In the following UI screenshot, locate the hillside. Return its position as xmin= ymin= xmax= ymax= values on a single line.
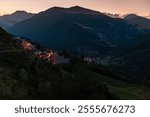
xmin=0 ymin=27 xmax=115 ymax=99
xmin=8 ymin=6 xmax=144 ymax=57
xmin=0 ymin=11 xmax=35 ymax=30
xmin=1 ymin=27 xmax=150 ymax=99
xmin=124 ymin=14 xmax=150 ymax=29
xmin=109 ymin=32 xmax=150 ymax=79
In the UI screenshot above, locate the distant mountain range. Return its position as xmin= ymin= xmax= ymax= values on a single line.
xmin=103 ymin=12 xmax=120 ymax=18
xmin=8 ymin=6 xmax=147 ymax=56
xmin=1 ymin=5 xmax=150 ymax=99
xmin=0 ymin=11 xmax=35 ymax=29
xmin=123 ymin=14 xmax=150 ymax=29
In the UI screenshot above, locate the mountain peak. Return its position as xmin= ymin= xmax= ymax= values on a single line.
xmin=123 ymin=13 xmax=150 ymax=20
xmin=123 ymin=14 xmax=138 ymax=19
xmin=67 ymin=6 xmax=103 ymax=15
xmin=50 ymin=6 xmax=64 ymax=9
xmin=12 ymin=10 xmax=35 ymax=16
xmin=13 ymin=10 xmax=28 ymax=14
xmin=44 ymin=6 xmax=103 ymax=16
xmin=49 ymin=6 xmax=85 ymax=11
xmin=0 ymin=10 xmax=35 ymax=29
xmin=69 ymin=6 xmax=93 ymax=12
xmin=69 ymin=6 xmax=84 ymax=9
xmin=123 ymin=13 xmax=150 ymax=29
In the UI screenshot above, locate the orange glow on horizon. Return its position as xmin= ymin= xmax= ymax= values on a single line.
xmin=0 ymin=0 xmax=149 ymax=16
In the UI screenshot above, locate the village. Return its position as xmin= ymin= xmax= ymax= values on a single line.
xmin=21 ymin=39 xmax=105 ymax=65
xmin=0 ymin=35 xmax=104 ymax=65
xmin=21 ymin=39 xmax=70 ymax=65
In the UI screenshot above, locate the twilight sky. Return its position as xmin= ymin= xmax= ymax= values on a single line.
xmin=0 ymin=0 xmax=149 ymax=16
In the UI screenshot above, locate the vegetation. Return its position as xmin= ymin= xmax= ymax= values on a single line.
xmin=0 ymin=49 xmax=150 ymax=99
xmin=0 ymin=50 xmax=112 ymax=99
xmin=0 ymin=27 xmax=150 ymax=100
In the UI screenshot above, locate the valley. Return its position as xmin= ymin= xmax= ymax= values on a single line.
xmin=0 ymin=6 xmax=150 ymax=100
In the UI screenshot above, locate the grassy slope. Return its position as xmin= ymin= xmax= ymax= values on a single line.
xmin=0 ymin=28 xmax=150 ymax=100
xmin=0 ymin=46 xmax=150 ymax=99
xmin=68 ymin=63 xmax=150 ymax=100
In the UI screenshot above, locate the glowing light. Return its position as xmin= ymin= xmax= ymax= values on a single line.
xmin=0 ymin=0 xmax=149 ymax=16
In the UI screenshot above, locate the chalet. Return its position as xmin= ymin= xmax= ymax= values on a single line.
xmin=38 ymin=52 xmax=47 ymax=59
xmin=38 ymin=50 xmax=56 ymax=64
xmin=22 ymin=40 xmax=35 ymax=51
xmin=20 ymin=39 xmax=69 ymax=65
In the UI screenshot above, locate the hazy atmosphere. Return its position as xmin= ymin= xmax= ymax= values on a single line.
xmin=0 ymin=0 xmax=149 ymax=16
xmin=1 ymin=0 xmax=150 ymax=100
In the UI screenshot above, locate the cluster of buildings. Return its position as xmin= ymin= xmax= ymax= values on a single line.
xmin=21 ymin=40 xmax=105 ymax=65
xmin=37 ymin=50 xmax=56 ymax=64
xmin=21 ymin=40 xmax=69 ymax=65
xmin=84 ymin=57 xmax=101 ymax=64
xmin=22 ymin=40 xmax=36 ymax=51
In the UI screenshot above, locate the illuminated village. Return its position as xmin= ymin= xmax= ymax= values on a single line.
xmin=21 ymin=40 xmax=70 ymax=65
xmin=20 ymin=39 xmax=102 ymax=65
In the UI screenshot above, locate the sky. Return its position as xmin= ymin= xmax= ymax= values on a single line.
xmin=0 ymin=0 xmax=150 ymax=16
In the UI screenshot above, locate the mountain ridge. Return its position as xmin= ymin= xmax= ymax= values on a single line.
xmin=124 ymin=14 xmax=150 ymax=29
xmin=0 ymin=11 xmax=35 ymax=29
xmin=8 ymin=6 xmax=144 ymax=57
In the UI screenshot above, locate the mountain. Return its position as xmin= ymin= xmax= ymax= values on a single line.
xmin=0 ymin=11 xmax=35 ymax=29
xmin=0 ymin=27 xmax=21 ymax=51
xmin=1 ymin=27 xmax=146 ymax=100
xmin=111 ymin=49 xmax=150 ymax=80
xmin=145 ymin=14 xmax=150 ymax=19
xmin=1 ymin=27 xmax=150 ymax=99
xmin=110 ymin=32 xmax=150 ymax=80
xmin=124 ymin=14 xmax=150 ymax=29
xmin=103 ymin=12 xmax=120 ymax=18
xmin=8 ymin=6 xmax=144 ymax=56
xmin=0 ymin=27 xmax=111 ymax=99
